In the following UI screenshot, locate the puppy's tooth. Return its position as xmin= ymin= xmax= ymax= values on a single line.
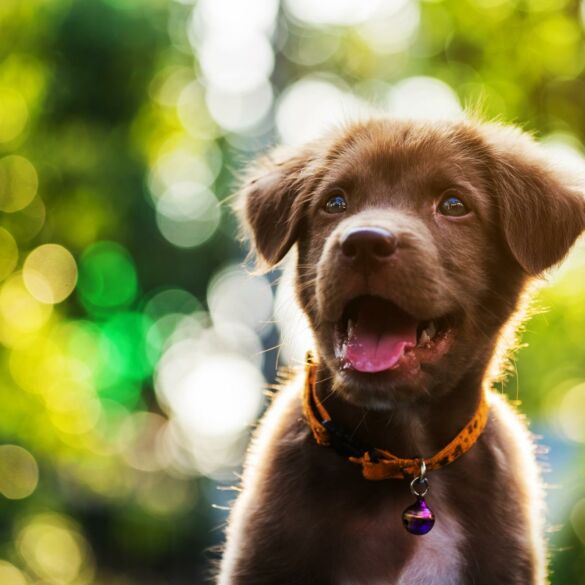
xmin=419 ymin=330 xmax=431 ymax=346
xmin=347 ymin=318 xmax=355 ymax=339
xmin=427 ymin=321 xmax=437 ymax=339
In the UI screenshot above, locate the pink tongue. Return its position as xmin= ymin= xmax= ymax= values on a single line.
xmin=343 ymin=298 xmax=417 ymax=373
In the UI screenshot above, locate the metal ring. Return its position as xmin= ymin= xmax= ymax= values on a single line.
xmin=410 ymin=476 xmax=429 ymax=497
xmin=419 ymin=459 xmax=427 ymax=479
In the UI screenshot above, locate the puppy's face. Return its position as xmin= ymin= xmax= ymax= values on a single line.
xmin=239 ymin=119 xmax=585 ymax=408
xmin=296 ymin=129 xmax=500 ymax=407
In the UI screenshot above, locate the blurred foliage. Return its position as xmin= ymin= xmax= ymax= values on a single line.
xmin=0 ymin=0 xmax=585 ymax=583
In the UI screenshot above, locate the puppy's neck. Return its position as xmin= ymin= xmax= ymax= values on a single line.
xmin=314 ymin=364 xmax=486 ymax=459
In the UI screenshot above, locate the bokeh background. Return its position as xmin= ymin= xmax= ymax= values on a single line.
xmin=1 ymin=0 xmax=585 ymax=583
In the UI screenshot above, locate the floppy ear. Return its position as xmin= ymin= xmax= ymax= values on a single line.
xmin=484 ymin=125 xmax=585 ymax=275
xmin=235 ymin=146 xmax=315 ymax=270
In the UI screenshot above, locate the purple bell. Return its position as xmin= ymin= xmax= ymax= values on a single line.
xmin=402 ymin=496 xmax=435 ymax=535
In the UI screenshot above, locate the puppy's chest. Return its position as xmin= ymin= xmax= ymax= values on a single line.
xmin=395 ymin=511 xmax=464 ymax=585
xmin=335 ymin=493 xmax=464 ymax=585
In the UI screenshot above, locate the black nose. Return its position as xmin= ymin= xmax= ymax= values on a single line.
xmin=341 ymin=227 xmax=397 ymax=264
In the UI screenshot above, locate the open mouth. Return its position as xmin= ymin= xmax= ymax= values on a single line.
xmin=334 ymin=295 xmax=452 ymax=374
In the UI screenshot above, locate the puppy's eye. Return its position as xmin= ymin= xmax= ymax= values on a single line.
xmin=438 ymin=195 xmax=469 ymax=217
xmin=324 ymin=193 xmax=347 ymax=214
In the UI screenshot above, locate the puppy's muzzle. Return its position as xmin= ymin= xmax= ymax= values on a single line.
xmin=340 ymin=226 xmax=397 ymax=273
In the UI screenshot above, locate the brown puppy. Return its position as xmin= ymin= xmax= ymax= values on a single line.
xmin=217 ymin=118 xmax=585 ymax=585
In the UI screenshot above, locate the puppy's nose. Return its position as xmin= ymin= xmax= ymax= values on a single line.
xmin=340 ymin=227 xmax=397 ymax=263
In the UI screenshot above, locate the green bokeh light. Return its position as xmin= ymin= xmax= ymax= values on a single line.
xmin=96 ymin=312 xmax=153 ymax=408
xmin=100 ymin=311 xmax=153 ymax=381
xmin=97 ymin=379 xmax=143 ymax=410
xmin=77 ymin=241 xmax=138 ymax=314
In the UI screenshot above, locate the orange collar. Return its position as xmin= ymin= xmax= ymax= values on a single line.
xmin=303 ymin=353 xmax=490 ymax=480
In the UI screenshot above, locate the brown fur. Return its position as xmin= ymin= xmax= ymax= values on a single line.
xmin=219 ymin=117 xmax=585 ymax=585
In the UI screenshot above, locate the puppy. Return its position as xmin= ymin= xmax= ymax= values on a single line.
xmin=217 ymin=118 xmax=585 ymax=585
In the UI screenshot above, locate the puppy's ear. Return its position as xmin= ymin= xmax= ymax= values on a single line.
xmin=235 ymin=146 xmax=315 ymax=270
xmin=484 ymin=125 xmax=585 ymax=275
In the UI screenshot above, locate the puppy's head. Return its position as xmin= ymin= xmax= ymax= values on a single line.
xmin=237 ymin=119 xmax=585 ymax=408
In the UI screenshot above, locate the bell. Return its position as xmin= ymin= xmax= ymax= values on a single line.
xmin=402 ymin=496 xmax=435 ymax=535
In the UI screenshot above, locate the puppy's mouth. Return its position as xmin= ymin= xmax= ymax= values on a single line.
xmin=334 ymin=295 xmax=452 ymax=374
